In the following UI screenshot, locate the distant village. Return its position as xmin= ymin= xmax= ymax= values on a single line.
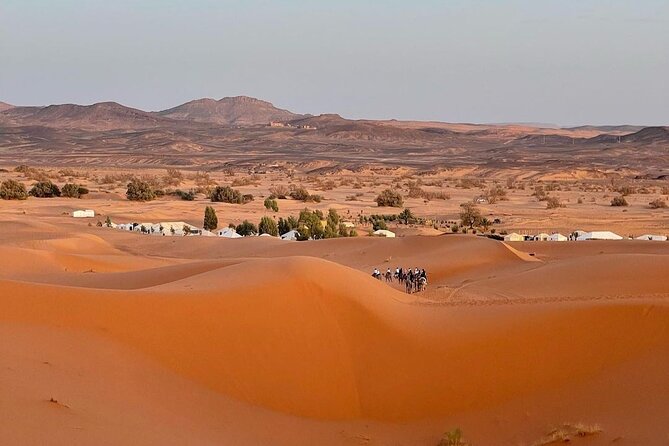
xmin=73 ymin=209 xmax=667 ymax=242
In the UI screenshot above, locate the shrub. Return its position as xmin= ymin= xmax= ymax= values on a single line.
xmin=459 ymin=202 xmax=482 ymax=228
xmin=372 ymin=218 xmax=388 ymax=231
xmin=269 ymin=185 xmax=289 ymax=199
xmin=484 ymin=185 xmax=508 ymax=204
xmin=0 ymin=179 xmax=28 ymax=200
xmin=649 ymin=198 xmax=667 ymax=209
xmin=61 ymin=183 xmax=88 ymax=198
xmin=236 ymin=220 xmax=257 ymax=236
xmin=258 ymin=216 xmax=279 ymax=236
xmin=289 ymin=186 xmax=310 ymax=201
xmin=375 ymin=189 xmax=404 ymax=207
xmin=210 ymin=185 xmax=242 ymax=204
xmin=126 ymin=179 xmax=155 ymax=201
xmin=611 ymin=196 xmax=628 ymax=207
xmin=438 ymin=428 xmax=466 ymax=446
xmin=546 ymin=196 xmax=564 ymax=209
xmin=203 ymin=206 xmax=218 ymax=231
xmin=29 ymin=181 xmax=61 ymax=198
xmin=264 ymin=197 xmax=279 ymax=212
xmin=175 ymin=189 xmax=196 ymax=201
xmin=241 ymin=193 xmax=254 ymax=204
xmin=163 ymin=168 xmax=184 ymax=187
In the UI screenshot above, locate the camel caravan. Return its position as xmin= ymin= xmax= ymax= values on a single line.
xmin=373 ymin=267 xmax=428 ymax=294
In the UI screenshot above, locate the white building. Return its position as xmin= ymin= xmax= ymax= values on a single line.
xmin=503 ymin=232 xmax=525 ymax=242
xmin=549 ymin=233 xmax=568 ymax=242
xmin=280 ymin=230 xmax=300 ymax=241
xmin=372 ymin=229 xmax=396 ymax=238
xmin=577 ymin=231 xmax=623 ymax=241
xmin=72 ymin=209 xmax=95 ymax=218
xmin=635 ymin=234 xmax=667 ymax=241
xmin=218 ymin=228 xmax=242 ymax=238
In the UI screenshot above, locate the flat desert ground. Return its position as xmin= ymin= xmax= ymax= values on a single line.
xmin=1 ymin=166 xmax=669 ymax=445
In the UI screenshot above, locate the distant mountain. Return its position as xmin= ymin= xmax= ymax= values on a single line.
xmin=156 ymin=96 xmax=302 ymax=126
xmin=0 ymin=101 xmax=14 ymax=112
xmin=0 ymin=102 xmax=168 ymax=130
xmin=565 ymin=125 xmax=645 ymax=134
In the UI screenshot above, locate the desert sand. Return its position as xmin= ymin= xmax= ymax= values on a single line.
xmin=1 ymin=196 xmax=668 ymax=445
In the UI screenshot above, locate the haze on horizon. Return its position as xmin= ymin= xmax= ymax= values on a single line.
xmin=1 ymin=0 xmax=668 ymax=126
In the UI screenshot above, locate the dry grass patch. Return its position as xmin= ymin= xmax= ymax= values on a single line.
xmin=532 ymin=423 xmax=602 ymax=446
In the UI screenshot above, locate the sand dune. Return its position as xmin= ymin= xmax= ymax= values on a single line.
xmin=1 ymin=227 xmax=668 ymax=445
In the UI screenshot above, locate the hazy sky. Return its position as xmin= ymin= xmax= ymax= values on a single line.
xmin=1 ymin=0 xmax=667 ymax=125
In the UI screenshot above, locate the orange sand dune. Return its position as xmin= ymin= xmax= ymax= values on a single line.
xmin=1 ymin=231 xmax=669 ymax=445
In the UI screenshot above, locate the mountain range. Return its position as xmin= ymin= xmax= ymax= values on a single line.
xmin=0 ymin=96 xmax=666 ymax=174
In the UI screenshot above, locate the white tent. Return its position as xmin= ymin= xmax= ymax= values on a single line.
xmin=372 ymin=229 xmax=396 ymax=238
xmin=72 ymin=209 xmax=95 ymax=218
xmin=280 ymin=230 xmax=300 ymax=241
xmin=534 ymin=233 xmax=550 ymax=241
xmin=635 ymin=234 xmax=667 ymax=241
xmin=503 ymin=233 xmax=524 ymax=242
xmin=218 ymin=228 xmax=242 ymax=238
xmin=577 ymin=231 xmax=623 ymax=241
xmin=549 ymin=233 xmax=568 ymax=242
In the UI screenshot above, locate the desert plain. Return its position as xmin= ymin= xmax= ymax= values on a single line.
xmin=1 ymin=97 xmax=668 ymax=445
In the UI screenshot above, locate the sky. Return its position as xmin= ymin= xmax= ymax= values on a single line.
xmin=1 ymin=0 xmax=667 ymax=126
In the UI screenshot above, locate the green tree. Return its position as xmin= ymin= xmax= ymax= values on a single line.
xmin=126 ymin=179 xmax=155 ymax=201
xmin=278 ymin=215 xmax=298 ymax=235
xmin=297 ymin=208 xmax=325 ymax=240
xmin=264 ymin=197 xmax=279 ymax=212
xmin=236 ymin=220 xmax=258 ymax=236
xmin=459 ymin=202 xmax=482 ymax=228
xmin=398 ymin=208 xmax=416 ymax=225
xmin=375 ymin=189 xmax=403 ymax=207
xmin=258 ymin=216 xmax=279 ymax=236
xmin=0 ymin=179 xmax=28 ymax=200
xmin=203 ymin=206 xmax=218 ymax=231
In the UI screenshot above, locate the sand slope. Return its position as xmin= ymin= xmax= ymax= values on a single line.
xmin=1 ymin=231 xmax=669 ymax=445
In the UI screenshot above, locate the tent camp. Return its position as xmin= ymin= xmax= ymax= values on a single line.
xmin=373 ymin=229 xmax=396 ymax=238
xmin=218 ymin=228 xmax=242 ymax=238
xmin=635 ymin=234 xmax=667 ymax=241
xmin=549 ymin=233 xmax=568 ymax=242
xmin=280 ymin=230 xmax=300 ymax=241
xmin=577 ymin=231 xmax=623 ymax=241
xmin=72 ymin=209 xmax=95 ymax=218
xmin=503 ymin=233 xmax=524 ymax=242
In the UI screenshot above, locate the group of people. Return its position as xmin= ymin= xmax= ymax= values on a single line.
xmin=372 ymin=266 xmax=428 ymax=294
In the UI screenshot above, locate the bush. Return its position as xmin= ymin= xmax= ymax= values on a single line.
xmin=175 ymin=189 xmax=195 ymax=201
xmin=203 ymin=206 xmax=218 ymax=231
xmin=163 ymin=168 xmax=184 ymax=187
xmin=545 ymin=196 xmax=564 ymax=209
xmin=269 ymin=185 xmax=289 ymax=199
xmin=372 ymin=218 xmax=388 ymax=231
xmin=264 ymin=197 xmax=279 ymax=212
xmin=438 ymin=428 xmax=466 ymax=446
xmin=126 ymin=179 xmax=155 ymax=201
xmin=0 ymin=179 xmax=28 ymax=200
xmin=649 ymin=198 xmax=667 ymax=209
xmin=236 ymin=220 xmax=257 ymax=236
xmin=484 ymin=185 xmax=508 ymax=204
xmin=611 ymin=196 xmax=628 ymax=207
xmin=29 ymin=181 xmax=61 ymax=198
xmin=258 ymin=216 xmax=279 ymax=236
xmin=210 ymin=185 xmax=242 ymax=204
xmin=375 ymin=189 xmax=404 ymax=207
xmin=61 ymin=183 xmax=88 ymax=198
xmin=398 ymin=208 xmax=417 ymax=225
xmin=289 ymin=186 xmax=310 ymax=201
